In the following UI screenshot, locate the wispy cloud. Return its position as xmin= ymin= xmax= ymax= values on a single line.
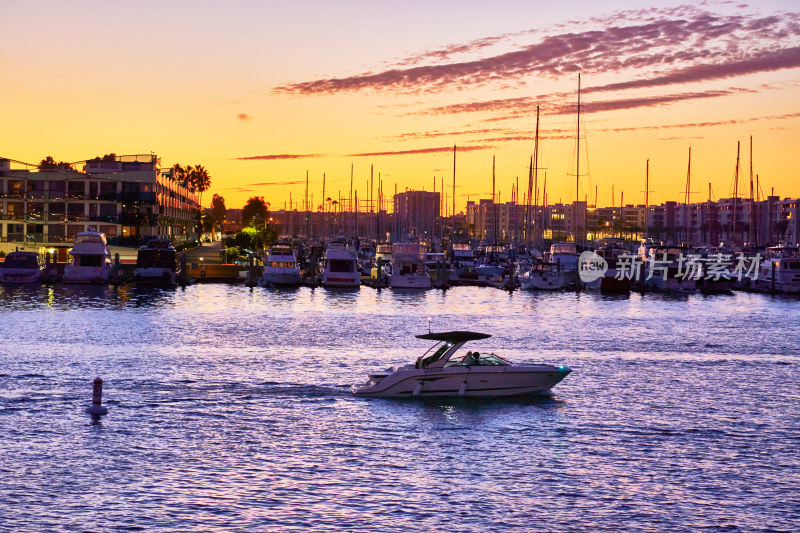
xmin=237 ymin=113 xmax=253 ymax=121
xmin=274 ymin=7 xmax=800 ymax=96
xmin=236 ymin=154 xmax=325 ymax=161
xmin=347 ymin=145 xmax=491 ymax=157
xmin=247 ymin=180 xmax=306 ymax=186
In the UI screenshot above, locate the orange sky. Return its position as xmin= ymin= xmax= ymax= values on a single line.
xmin=2 ymin=1 xmax=799 ymax=212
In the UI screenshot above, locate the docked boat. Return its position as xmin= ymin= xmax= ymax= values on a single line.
xmin=425 ymin=252 xmax=451 ymax=285
xmin=637 ymin=244 xmax=698 ymax=293
xmin=389 ymin=243 xmax=431 ymax=289
xmin=322 ymin=241 xmax=361 ymax=288
xmin=752 ymin=244 xmax=800 ymax=294
xmin=370 ymin=244 xmax=393 ymax=281
xmin=519 ymin=260 xmax=565 ymax=290
xmin=582 ymin=239 xmax=632 ymax=293
xmin=352 ymin=331 xmax=572 ymax=398
xmin=450 ymin=242 xmax=477 ymax=282
xmin=259 ymin=245 xmax=301 ymax=287
xmin=0 ymin=250 xmax=43 ymax=283
xmin=134 ymin=238 xmax=179 ymax=286
xmin=63 ymin=230 xmax=112 ymax=284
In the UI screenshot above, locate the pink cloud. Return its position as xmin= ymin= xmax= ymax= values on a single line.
xmin=236 ymin=154 xmax=325 ymax=160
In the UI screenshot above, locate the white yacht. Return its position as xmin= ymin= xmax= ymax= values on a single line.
xmin=352 ymin=331 xmax=572 ymax=398
xmin=0 ymin=250 xmax=43 ymax=283
xmin=259 ymin=245 xmax=301 ymax=287
xmin=450 ymin=242 xmax=476 ymax=281
xmin=582 ymin=239 xmax=632 ymax=293
xmin=389 ymin=243 xmax=431 ymax=289
xmin=134 ymin=238 xmax=179 ymax=286
xmin=753 ymin=245 xmax=800 ymax=294
xmin=63 ymin=230 xmax=112 ymax=284
xmin=322 ymin=241 xmax=361 ymax=288
xmin=638 ymin=244 xmax=698 ymax=293
xmin=548 ymin=242 xmax=580 ymax=271
xmin=519 ymin=261 xmax=565 ymax=290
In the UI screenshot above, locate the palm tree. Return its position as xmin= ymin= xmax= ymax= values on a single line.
xmin=190 ymin=165 xmax=211 ymax=207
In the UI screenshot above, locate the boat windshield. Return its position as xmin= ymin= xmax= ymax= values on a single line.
xmin=1 ymin=254 xmax=39 ymax=269
xmin=445 ymin=352 xmax=510 ymax=367
xmin=419 ymin=342 xmax=452 ymax=368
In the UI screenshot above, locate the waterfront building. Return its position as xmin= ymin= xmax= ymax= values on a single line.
xmin=0 ymin=155 xmax=199 ymax=255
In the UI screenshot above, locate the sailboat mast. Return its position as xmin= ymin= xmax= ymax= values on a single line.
xmin=575 ymin=73 xmax=581 ymax=244
xmin=452 ymin=145 xmax=456 ymax=238
xmin=750 ymin=136 xmax=755 ymax=247
xmin=645 ymin=159 xmax=649 ymax=239
xmin=533 ymin=106 xmax=540 ymax=247
xmin=685 ymin=147 xmax=691 ymax=245
xmin=733 ymin=141 xmax=740 ymax=244
xmin=492 ymin=155 xmax=497 ymax=244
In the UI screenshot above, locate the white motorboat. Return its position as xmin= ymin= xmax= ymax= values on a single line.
xmin=134 ymin=238 xmax=179 ymax=286
xmin=0 ymin=250 xmax=43 ymax=283
xmin=547 ymin=242 xmax=580 ymax=271
xmin=582 ymin=239 xmax=632 ymax=293
xmin=389 ymin=243 xmax=431 ymax=289
xmin=352 ymin=331 xmax=571 ymax=398
xmin=450 ymin=242 xmax=476 ymax=281
xmin=322 ymin=241 xmax=361 ymax=288
xmin=753 ymin=244 xmax=800 ymax=294
xmin=63 ymin=230 xmax=112 ymax=284
xmin=259 ymin=245 xmax=301 ymax=287
xmin=519 ymin=261 xmax=565 ymax=290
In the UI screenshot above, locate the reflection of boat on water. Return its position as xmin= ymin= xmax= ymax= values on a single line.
xmin=134 ymin=239 xmax=179 ymax=286
xmin=322 ymin=241 xmax=361 ymax=288
xmin=0 ymin=251 xmax=43 ymax=283
xmin=352 ymin=331 xmax=571 ymax=398
xmin=259 ymin=245 xmax=301 ymax=287
xmin=389 ymin=243 xmax=431 ymax=289
xmin=63 ymin=230 xmax=111 ymax=284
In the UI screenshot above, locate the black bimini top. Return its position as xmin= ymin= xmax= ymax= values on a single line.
xmin=415 ymin=331 xmax=491 ymax=343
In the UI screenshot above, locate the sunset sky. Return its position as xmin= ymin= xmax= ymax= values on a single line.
xmin=3 ymin=0 xmax=799 ymax=212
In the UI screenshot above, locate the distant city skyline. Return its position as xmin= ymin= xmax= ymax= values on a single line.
xmin=4 ymin=1 xmax=799 ymax=210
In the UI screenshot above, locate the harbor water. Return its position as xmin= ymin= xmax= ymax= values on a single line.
xmin=1 ymin=285 xmax=798 ymax=531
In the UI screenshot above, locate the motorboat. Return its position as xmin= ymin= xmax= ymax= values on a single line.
xmin=370 ymin=243 xmax=393 ymax=281
xmin=450 ymin=242 xmax=477 ymax=282
xmin=425 ymin=252 xmax=451 ymax=285
xmin=134 ymin=238 xmax=179 ymax=286
xmin=322 ymin=241 xmax=361 ymax=288
xmin=63 ymin=230 xmax=112 ymax=284
xmin=0 ymin=250 xmax=43 ymax=283
xmin=547 ymin=242 xmax=580 ymax=271
xmin=519 ymin=260 xmax=565 ymax=290
xmin=637 ymin=244 xmax=698 ymax=293
xmin=582 ymin=239 xmax=632 ymax=293
xmin=752 ymin=244 xmax=800 ymax=294
xmin=352 ymin=331 xmax=571 ymax=398
xmin=389 ymin=243 xmax=431 ymax=289
xmin=259 ymin=245 xmax=301 ymax=287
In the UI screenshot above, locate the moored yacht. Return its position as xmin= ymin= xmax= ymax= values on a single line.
xmin=0 ymin=250 xmax=43 ymax=283
xmin=322 ymin=241 xmax=361 ymax=288
xmin=352 ymin=331 xmax=571 ymax=398
xmin=134 ymin=238 xmax=179 ymax=286
xmin=371 ymin=244 xmax=393 ymax=281
xmin=519 ymin=260 xmax=565 ymax=290
xmin=753 ymin=244 xmax=800 ymax=294
xmin=389 ymin=243 xmax=431 ymax=289
xmin=63 ymin=230 xmax=112 ymax=284
xmin=582 ymin=239 xmax=631 ymax=293
xmin=450 ymin=242 xmax=477 ymax=282
xmin=259 ymin=245 xmax=301 ymax=287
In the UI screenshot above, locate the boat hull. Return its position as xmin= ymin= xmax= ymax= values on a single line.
xmin=0 ymin=270 xmax=42 ymax=283
xmin=63 ymin=266 xmax=110 ymax=284
xmin=259 ymin=271 xmax=302 ymax=287
xmin=353 ymin=365 xmax=571 ymax=398
xmin=389 ymin=274 xmax=432 ymax=289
